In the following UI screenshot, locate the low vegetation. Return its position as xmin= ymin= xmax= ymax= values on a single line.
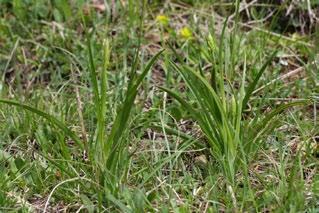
xmin=0 ymin=0 xmax=318 ymax=212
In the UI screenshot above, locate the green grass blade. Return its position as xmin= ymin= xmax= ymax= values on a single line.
xmin=106 ymin=192 xmax=132 ymax=212
xmin=242 ymin=50 xmax=277 ymax=109
xmin=245 ymin=100 xmax=308 ymax=153
xmin=158 ymin=85 xmax=223 ymax=158
xmin=158 ymin=86 xmax=199 ymax=117
xmin=130 ymin=50 xmax=165 ymax=92
xmin=150 ymin=124 xmax=205 ymax=149
xmin=0 ymin=99 xmax=83 ymax=150
xmin=105 ymin=50 xmax=164 ymax=168
xmin=96 ymin=39 xmax=111 ymax=161
xmin=255 ymin=100 xmax=308 ymax=132
xmin=87 ymin=36 xmax=100 ymax=107
xmin=127 ymin=48 xmax=140 ymax=91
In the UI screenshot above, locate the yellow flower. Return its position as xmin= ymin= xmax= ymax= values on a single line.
xmin=180 ymin=27 xmax=192 ymax=39
xmin=156 ymin=15 xmax=169 ymax=26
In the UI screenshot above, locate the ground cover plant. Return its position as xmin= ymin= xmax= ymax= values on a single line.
xmin=0 ymin=0 xmax=318 ymax=212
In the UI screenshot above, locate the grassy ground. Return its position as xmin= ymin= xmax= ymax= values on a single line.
xmin=0 ymin=0 xmax=318 ymax=212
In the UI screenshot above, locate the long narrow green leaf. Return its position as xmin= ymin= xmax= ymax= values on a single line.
xmin=105 ymin=50 xmax=164 ymax=168
xmin=108 ymin=50 xmax=164 ymax=145
xmin=169 ymin=61 xmax=226 ymax=124
xmin=149 ymin=124 xmax=205 ymax=149
xmin=242 ymin=50 xmax=277 ymax=109
xmin=87 ymin=36 xmax=100 ymax=107
xmin=106 ymin=192 xmax=132 ymax=212
xmin=158 ymin=86 xmax=223 ymax=157
xmin=158 ymin=86 xmax=199 ymax=117
xmin=255 ymin=100 xmax=308 ymax=133
xmin=96 ymin=39 xmax=111 ymax=161
xmin=0 ymin=99 xmax=83 ymax=150
xmin=246 ymin=100 xmax=308 ymax=154
xmin=131 ymin=50 xmax=165 ymax=93
xmin=138 ymin=138 xmax=195 ymax=186
xmin=127 ymin=48 xmax=141 ymax=91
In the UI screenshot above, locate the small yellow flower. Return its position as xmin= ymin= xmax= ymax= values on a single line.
xmin=156 ymin=15 xmax=169 ymax=26
xmin=179 ymin=27 xmax=192 ymax=39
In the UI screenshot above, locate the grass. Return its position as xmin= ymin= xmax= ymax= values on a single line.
xmin=0 ymin=0 xmax=318 ymax=212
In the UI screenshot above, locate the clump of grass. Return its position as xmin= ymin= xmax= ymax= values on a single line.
xmin=1 ymin=0 xmax=318 ymax=211
xmin=159 ymin=22 xmax=308 ymax=188
xmin=0 ymin=37 xmax=163 ymax=210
